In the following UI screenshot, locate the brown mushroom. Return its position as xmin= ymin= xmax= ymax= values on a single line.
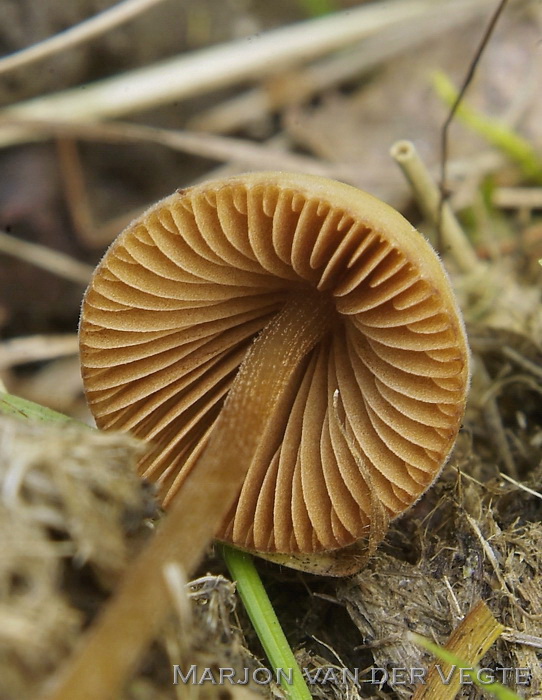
xmin=79 ymin=171 xmax=469 ymax=572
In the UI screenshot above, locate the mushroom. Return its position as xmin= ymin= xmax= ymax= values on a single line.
xmin=79 ymin=172 xmax=469 ymax=574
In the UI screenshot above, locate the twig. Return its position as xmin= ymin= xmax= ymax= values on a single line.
xmin=3 ymin=118 xmax=361 ymax=184
xmin=0 ymin=0 xmax=476 ymax=148
xmin=0 ymin=0 xmax=169 ymax=75
xmin=492 ymin=187 xmax=542 ymax=210
xmin=477 ymin=357 xmax=518 ymax=478
xmin=58 ymin=132 xmax=301 ymax=249
xmin=55 ymin=138 xmax=142 ymax=248
xmin=442 ymin=576 xmax=462 ymax=621
xmin=500 ymin=473 xmax=542 ymax=500
xmin=501 ymin=345 xmax=542 ymax=382
xmin=56 ymin=139 xmax=94 ymax=244
xmin=60 ymin=151 xmax=144 ymax=248
xmin=390 ymin=140 xmax=482 ymax=274
xmin=464 ymin=513 xmax=513 ymax=598
xmin=0 ymin=334 xmax=79 ymax=370
xmin=438 ymin=0 xmax=510 ymax=247
xmin=190 ymin=134 xmax=294 ymax=184
xmin=0 ymin=229 xmax=93 ymax=284
xmin=501 ymin=629 xmax=542 ymax=650
xmin=435 ymin=71 xmax=542 ymax=184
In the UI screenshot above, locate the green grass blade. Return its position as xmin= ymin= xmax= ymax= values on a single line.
xmin=0 ymin=391 xmax=80 ymax=424
xmin=297 ymin=0 xmax=337 ymax=17
xmin=433 ymin=70 xmax=542 ymax=184
xmin=220 ymin=545 xmax=312 ymax=700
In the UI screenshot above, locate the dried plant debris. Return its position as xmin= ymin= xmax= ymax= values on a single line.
xmin=465 ymin=323 xmax=542 ymax=480
xmin=0 ymin=416 xmax=261 ymax=700
xmin=452 ymin=261 xmax=542 ymax=343
xmin=158 ymin=573 xmax=270 ymax=700
xmin=0 ymin=416 xmax=146 ymax=698
xmin=336 ymin=463 xmax=542 ymax=699
xmin=0 ymin=505 xmax=81 ymax=700
xmin=0 ymin=415 xmax=151 ymax=581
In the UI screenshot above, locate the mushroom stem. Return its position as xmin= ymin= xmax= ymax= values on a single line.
xmin=390 ymin=139 xmax=482 ymax=275
xmin=197 ymin=290 xmax=332 ymax=494
xmin=45 ymin=293 xmax=330 ymax=700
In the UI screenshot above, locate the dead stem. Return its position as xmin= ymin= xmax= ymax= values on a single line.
xmin=0 ymin=0 xmax=168 ymax=75
xmin=500 ymin=473 xmax=542 ymax=500
xmin=191 ymin=0 xmax=493 ymax=134
xmin=477 ymin=357 xmax=518 ymax=478
xmin=0 ymin=334 xmax=79 ymax=370
xmin=390 ymin=140 xmax=482 ymax=275
xmin=11 ymin=118 xmax=360 ymax=184
xmin=0 ymin=230 xmax=93 ymax=284
xmin=492 ymin=186 xmax=542 ymax=211
xmin=411 ymin=600 xmax=504 ymax=700
xmin=501 ymin=629 xmax=542 ymax=650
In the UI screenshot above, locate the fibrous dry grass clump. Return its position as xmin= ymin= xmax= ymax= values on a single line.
xmin=0 ymin=415 xmax=148 ymax=579
xmin=0 ymin=415 xmax=266 ymax=700
xmin=0 ymin=506 xmax=80 ymax=700
xmin=0 ymin=416 xmax=147 ymax=698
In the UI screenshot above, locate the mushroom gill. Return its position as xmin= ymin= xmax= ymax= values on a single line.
xmin=79 ymin=172 xmax=469 ymax=557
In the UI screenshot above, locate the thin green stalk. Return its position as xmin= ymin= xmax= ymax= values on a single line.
xmin=297 ymin=0 xmax=337 ymax=17
xmin=433 ymin=70 xmax=542 ymax=184
xmin=220 ymin=545 xmax=312 ymax=700
xmin=0 ymin=391 xmax=78 ymax=424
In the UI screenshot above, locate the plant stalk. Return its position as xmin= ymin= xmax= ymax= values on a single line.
xmin=390 ymin=139 xmax=482 ymax=275
xmin=221 ymin=545 xmax=313 ymax=700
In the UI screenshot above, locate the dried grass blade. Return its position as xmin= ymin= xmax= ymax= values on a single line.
xmin=411 ymin=600 xmax=506 ymax=700
xmin=0 ymin=0 xmax=169 ymax=75
xmin=0 ymin=0 xmax=467 ymax=148
xmin=0 ymin=334 xmax=79 ymax=370
xmin=0 ymin=229 xmax=93 ymax=284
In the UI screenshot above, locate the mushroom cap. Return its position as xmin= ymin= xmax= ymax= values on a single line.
xmin=79 ymin=172 xmax=469 ymax=555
